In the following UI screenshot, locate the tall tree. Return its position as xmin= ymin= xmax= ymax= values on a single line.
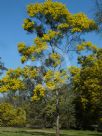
xmin=0 ymin=0 xmax=97 ymax=135
xmin=18 ymin=1 xmax=96 ymax=135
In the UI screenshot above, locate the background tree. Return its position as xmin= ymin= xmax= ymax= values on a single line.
xmin=94 ymin=0 xmax=102 ymax=32
xmin=69 ymin=43 xmax=102 ymax=130
xmin=0 ymin=57 xmax=7 ymax=76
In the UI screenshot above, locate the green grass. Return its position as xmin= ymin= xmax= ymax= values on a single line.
xmin=0 ymin=127 xmax=101 ymax=136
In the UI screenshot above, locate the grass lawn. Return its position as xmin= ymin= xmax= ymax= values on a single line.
xmin=0 ymin=127 xmax=102 ymax=136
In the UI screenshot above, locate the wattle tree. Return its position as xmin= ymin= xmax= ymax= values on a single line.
xmin=0 ymin=0 xmax=97 ymax=135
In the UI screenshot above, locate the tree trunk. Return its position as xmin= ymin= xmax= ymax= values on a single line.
xmin=56 ymin=90 xmax=60 ymax=136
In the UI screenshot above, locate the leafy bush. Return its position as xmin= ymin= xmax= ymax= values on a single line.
xmin=0 ymin=103 xmax=26 ymax=127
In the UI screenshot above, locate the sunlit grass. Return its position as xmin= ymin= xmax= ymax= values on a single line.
xmin=0 ymin=127 xmax=102 ymax=136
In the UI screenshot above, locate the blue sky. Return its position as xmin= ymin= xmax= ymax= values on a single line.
xmin=0 ymin=0 xmax=101 ymax=69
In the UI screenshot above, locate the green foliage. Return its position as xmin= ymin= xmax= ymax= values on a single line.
xmin=0 ymin=103 xmax=26 ymax=127
xmin=69 ymin=46 xmax=102 ymax=129
xmin=23 ymin=86 xmax=76 ymax=129
xmin=60 ymin=87 xmax=76 ymax=129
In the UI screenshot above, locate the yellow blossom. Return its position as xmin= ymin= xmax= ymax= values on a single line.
xmin=32 ymin=84 xmax=45 ymax=101
xmin=34 ymin=37 xmax=48 ymax=53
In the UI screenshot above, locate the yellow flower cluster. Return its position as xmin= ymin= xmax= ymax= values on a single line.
xmin=32 ymin=84 xmax=45 ymax=101
xmin=0 ymin=68 xmax=26 ymax=92
xmin=0 ymin=85 xmax=8 ymax=92
xmin=20 ymin=45 xmax=36 ymax=63
xmin=34 ymin=37 xmax=48 ymax=53
xmin=50 ymin=53 xmax=60 ymax=60
xmin=57 ymin=23 xmax=69 ymax=31
xmin=71 ymin=13 xmax=97 ymax=33
xmin=44 ymin=70 xmax=53 ymax=81
xmin=69 ymin=66 xmax=80 ymax=76
xmin=9 ymin=79 xmax=25 ymax=91
xmin=22 ymin=18 xmax=34 ymax=31
xmin=44 ymin=70 xmax=68 ymax=90
xmin=27 ymin=1 xmax=71 ymax=22
xmin=46 ymin=81 xmax=55 ymax=90
xmin=0 ymin=77 xmax=25 ymax=92
xmin=18 ymin=42 xmax=26 ymax=53
xmin=50 ymin=53 xmax=61 ymax=67
xmin=6 ymin=68 xmax=22 ymax=78
xmin=22 ymin=66 xmax=38 ymax=79
xmin=43 ymin=1 xmax=70 ymax=21
xmin=18 ymin=39 xmax=48 ymax=63
xmin=54 ymin=71 xmax=66 ymax=84
xmin=18 ymin=43 xmax=36 ymax=63
xmin=26 ymin=1 xmax=97 ymax=33
xmin=27 ymin=3 xmax=43 ymax=17
xmin=21 ymin=56 xmax=27 ymax=63
xmin=77 ymin=42 xmax=97 ymax=52
xmin=0 ymin=66 xmax=42 ymax=93
xmin=42 ymin=30 xmax=60 ymax=41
